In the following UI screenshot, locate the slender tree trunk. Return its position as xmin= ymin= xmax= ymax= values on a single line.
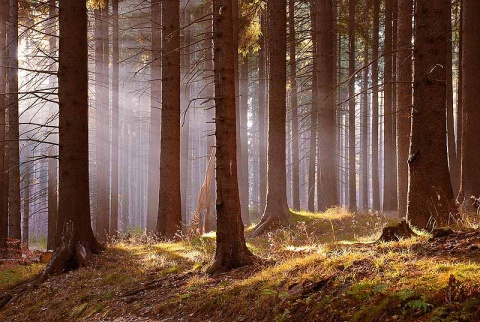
xmin=396 ymin=0 xmax=413 ymax=218
xmin=110 ymin=0 xmax=119 ymax=235
xmin=147 ymin=0 xmax=161 ymax=233
xmin=253 ymin=0 xmax=290 ymax=235
xmin=0 ymin=0 xmax=8 ymax=256
xmin=94 ymin=5 xmax=110 ymax=242
xmin=371 ymin=0 xmax=380 ymax=211
xmin=407 ymin=0 xmax=457 ymax=230
xmin=308 ymin=0 xmax=318 ymax=212
xmin=258 ymin=12 xmax=267 ymax=216
xmin=383 ymin=0 xmax=397 ymax=213
xmin=7 ymin=0 xmax=21 ymax=242
xmin=360 ymin=36 xmax=368 ymax=211
xmin=348 ymin=0 xmax=357 ymax=213
xmin=207 ymin=0 xmax=254 ymax=274
xmin=22 ymin=153 xmax=30 ymax=245
xmin=239 ymin=55 xmax=249 ymax=224
xmin=458 ymin=0 xmax=480 ymax=211
xmin=316 ymin=0 xmax=338 ymax=211
xmin=157 ymin=0 xmax=181 ymax=238
xmin=288 ymin=0 xmax=300 ymax=211
xmin=456 ymin=0 xmax=463 ymax=191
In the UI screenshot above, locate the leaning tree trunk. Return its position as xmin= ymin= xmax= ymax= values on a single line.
xmin=157 ymin=0 xmax=182 ymax=238
xmin=252 ymin=0 xmax=291 ymax=236
xmin=396 ymin=0 xmax=413 ymax=218
xmin=407 ymin=0 xmax=458 ymax=230
xmin=207 ymin=0 xmax=255 ymax=274
xmin=458 ymin=0 xmax=480 ymax=212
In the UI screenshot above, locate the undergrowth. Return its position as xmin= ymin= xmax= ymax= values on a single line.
xmin=1 ymin=208 xmax=480 ymax=321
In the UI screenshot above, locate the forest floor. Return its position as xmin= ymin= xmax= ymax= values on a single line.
xmin=1 ymin=209 xmax=480 ymax=321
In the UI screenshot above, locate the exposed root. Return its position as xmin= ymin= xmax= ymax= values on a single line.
xmin=251 ymin=211 xmax=291 ymax=237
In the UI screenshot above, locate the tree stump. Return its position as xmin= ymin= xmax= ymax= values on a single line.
xmin=378 ymin=220 xmax=417 ymax=242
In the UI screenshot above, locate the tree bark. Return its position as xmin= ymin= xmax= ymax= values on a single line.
xmin=208 ymin=0 xmax=254 ymax=274
xmin=458 ymin=0 xmax=480 ymax=211
xmin=383 ymin=0 xmax=397 ymax=213
xmin=407 ymin=0 xmax=458 ymax=230
xmin=396 ymin=0 xmax=413 ymax=218
xmin=288 ymin=0 xmax=300 ymax=211
xmin=252 ymin=0 xmax=291 ymax=235
xmin=7 ymin=0 xmax=21 ymax=242
xmin=157 ymin=0 xmax=182 ymax=238
xmin=371 ymin=0 xmax=380 ymax=211
xmin=239 ymin=55 xmax=250 ymax=224
xmin=348 ymin=0 xmax=357 ymax=213
xmin=0 ymin=0 xmax=8 ymax=257
xmin=258 ymin=12 xmax=267 ymax=217
xmin=308 ymin=0 xmax=318 ymax=212
xmin=110 ymin=0 xmax=119 ymax=235
xmin=316 ymin=0 xmax=338 ymax=212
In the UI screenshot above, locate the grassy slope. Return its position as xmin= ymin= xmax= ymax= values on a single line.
xmin=1 ymin=208 xmax=480 ymax=321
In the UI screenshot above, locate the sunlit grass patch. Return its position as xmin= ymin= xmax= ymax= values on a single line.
xmin=0 ymin=263 xmax=44 ymax=289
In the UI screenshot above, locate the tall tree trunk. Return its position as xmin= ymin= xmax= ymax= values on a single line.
xmin=207 ymin=0 xmax=254 ymax=274
xmin=348 ymin=0 xmax=357 ymax=213
xmin=456 ymin=0 xmax=463 ymax=192
xmin=239 ymin=55 xmax=249 ymax=224
xmin=458 ymin=0 xmax=480 ymax=211
xmin=288 ymin=0 xmax=300 ymax=211
xmin=94 ymin=4 xmax=110 ymax=242
xmin=308 ymin=0 xmax=318 ymax=212
xmin=396 ymin=0 xmax=413 ymax=218
xmin=252 ymin=0 xmax=291 ymax=236
xmin=147 ymin=0 xmax=161 ymax=233
xmin=110 ymin=0 xmax=119 ymax=235
xmin=360 ymin=35 xmax=368 ymax=211
xmin=157 ymin=0 xmax=181 ymax=238
xmin=22 ymin=153 xmax=30 ymax=245
xmin=258 ymin=12 xmax=267 ymax=216
xmin=407 ymin=0 xmax=457 ymax=230
xmin=48 ymin=0 xmax=103 ymax=274
xmin=317 ymin=0 xmax=338 ymax=211
xmin=0 ymin=0 xmax=8 ymax=256
xmin=383 ymin=0 xmax=397 ymax=213
xmin=371 ymin=0 xmax=380 ymax=211
xmin=7 ymin=0 xmax=21 ymax=242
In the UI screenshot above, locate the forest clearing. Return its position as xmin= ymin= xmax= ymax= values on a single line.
xmin=2 ymin=210 xmax=480 ymax=321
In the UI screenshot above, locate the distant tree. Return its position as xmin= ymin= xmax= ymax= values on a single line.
xmin=308 ymin=0 xmax=318 ymax=212
xmin=316 ymin=0 xmax=338 ymax=212
xmin=371 ymin=0 xmax=380 ymax=211
xmin=288 ymin=0 xmax=300 ymax=211
xmin=110 ymin=0 xmax=119 ymax=235
xmin=207 ymin=0 xmax=254 ymax=274
xmin=253 ymin=0 xmax=291 ymax=235
xmin=458 ymin=0 xmax=480 ymax=211
xmin=407 ymin=0 xmax=457 ymax=230
xmin=396 ymin=0 xmax=413 ymax=217
xmin=147 ymin=0 xmax=161 ymax=233
xmin=157 ymin=0 xmax=182 ymax=238
xmin=348 ymin=0 xmax=356 ymax=213
xmin=46 ymin=0 xmax=103 ymax=274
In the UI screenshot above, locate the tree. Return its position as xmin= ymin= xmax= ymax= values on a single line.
xmin=147 ymin=0 xmax=161 ymax=233
xmin=46 ymin=0 xmax=103 ymax=274
xmin=396 ymin=0 xmax=413 ymax=217
xmin=0 ymin=0 xmax=7 ymax=256
xmin=8 ymin=0 xmax=21 ymax=243
xmin=288 ymin=0 xmax=300 ymax=211
xmin=207 ymin=0 xmax=254 ymax=274
xmin=258 ymin=12 xmax=267 ymax=216
xmin=316 ymin=0 xmax=338 ymax=212
xmin=110 ymin=0 xmax=119 ymax=235
xmin=458 ymin=0 xmax=480 ymax=211
xmin=347 ymin=0 xmax=357 ymax=213
xmin=308 ymin=0 xmax=318 ymax=212
xmin=157 ymin=0 xmax=182 ymax=238
xmin=407 ymin=0 xmax=457 ymax=230
xmin=253 ymin=0 xmax=291 ymax=236
xmin=371 ymin=0 xmax=380 ymax=211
